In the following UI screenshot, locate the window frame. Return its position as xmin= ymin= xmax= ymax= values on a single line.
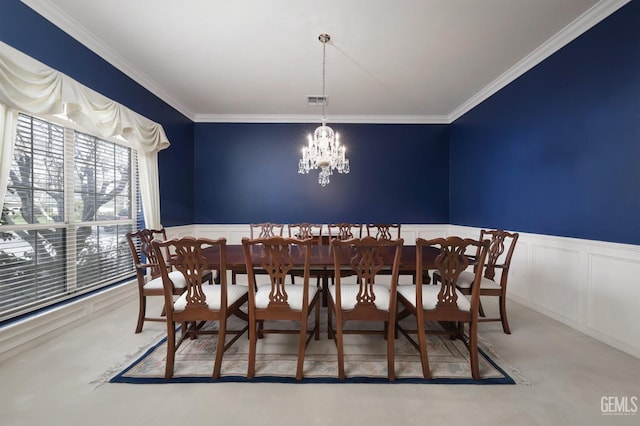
xmin=0 ymin=112 xmax=141 ymax=322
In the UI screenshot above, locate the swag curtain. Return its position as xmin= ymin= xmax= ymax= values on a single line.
xmin=0 ymin=41 xmax=169 ymax=229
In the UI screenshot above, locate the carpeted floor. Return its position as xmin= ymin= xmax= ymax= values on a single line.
xmin=111 ymin=312 xmax=517 ymax=384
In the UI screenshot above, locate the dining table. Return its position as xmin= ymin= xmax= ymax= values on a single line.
xmin=202 ymin=243 xmax=444 ymax=305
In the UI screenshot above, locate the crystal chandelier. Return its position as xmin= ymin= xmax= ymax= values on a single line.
xmin=298 ymin=34 xmax=349 ymax=187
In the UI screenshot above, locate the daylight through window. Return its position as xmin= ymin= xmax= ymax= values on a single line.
xmin=0 ymin=113 xmax=140 ymax=322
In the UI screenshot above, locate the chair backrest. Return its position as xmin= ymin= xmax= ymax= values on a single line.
xmin=126 ymin=228 xmax=169 ymax=281
xmin=328 ymin=223 xmax=362 ymax=241
xmin=153 ymin=237 xmax=227 ymax=314
xmin=480 ymin=229 xmax=519 ymax=283
xmin=250 ymin=223 xmax=284 ymax=238
xmin=242 ymin=236 xmax=313 ymax=310
xmin=330 ymin=236 xmax=404 ymax=312
xmin=366 ymin=224 xmax=401 ymax=240
xmin=416 ymin=236 xmax=489 ymax=315
xmin=288 ymin=223 xmax=323 ymax=244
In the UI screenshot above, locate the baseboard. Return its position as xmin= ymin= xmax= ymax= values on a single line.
xmin=0 ymin=280 xmax=137 ymax=363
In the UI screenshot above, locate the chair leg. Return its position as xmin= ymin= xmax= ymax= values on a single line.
xmin=296 ymin=313 xmax=309 ymax=380
xmin=212 ymin=318 xmax=227 ymax=379
xmin=499 ymin=295 xmax=511 ymax=334
xmin=336 ymin=318 xmax=345 ymax=380
xmin=247 ymin=318 xmax=257 ymax=379
xmin=468 ymin=320 xmax=480 ymax=380
xmin=478 ymin=298 xmax=486 ymax=317
xmin=387 ymin=318 xmax=396 ymax=381
xmin=416 ymin=315 xmax=431 ymax=379
xmin=327 ymin=299 xmax=334 ymax=339
xmin=135 ymin=294 xmax=146 ymax=333
xmin=314 ymin=298 xmax=320 ymax=340
xmin=165 ymin=322 xmax=176 ymax=379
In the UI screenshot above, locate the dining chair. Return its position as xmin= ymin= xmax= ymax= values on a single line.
xmin=126 ymin=228 xmax=214 ymax=333
xmin=328 ymin=236 xmax=404 ymax=381
xmin=153 ymin=237 xmax=249 ymax=379
xmin=327 ymin=223 xmax=362 ymax=240
xmin=231 ymin=223 xmax=287 ymax=285
xmin=365 ymin=224 xmax=409 ymax=282
xmin=326 ymin=223 xmax=363 ymax=286
xmin=242 ymin=236 xmax=321 ymax=380
xmin=453 ymin=229 xmax=519 ymax=334
xmin=287 ymin=223 xmax=325 ymax=285
xmin=365 ymin=223 xmax=401 ymax=240
xmin=397 ymin=236 xmax=489 ymax=380
xmin=250 ymin=222 xmax=285 ymax=238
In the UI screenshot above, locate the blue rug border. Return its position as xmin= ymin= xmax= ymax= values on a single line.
xmin=109 ymin=334 xmax=516 ymax=385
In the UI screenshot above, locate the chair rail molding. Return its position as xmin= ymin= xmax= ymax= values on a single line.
xmin=449 ymin=225 xmax=640 ymax=359
xmin=1 ymin=223 xmax=638 ymax=361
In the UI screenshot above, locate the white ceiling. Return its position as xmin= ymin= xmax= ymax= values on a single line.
xmin=22 ymin=0 xmax=627 ymax=123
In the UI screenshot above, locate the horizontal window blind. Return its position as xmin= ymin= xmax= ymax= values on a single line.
xmin=0 ymin=114 xmax=140 ymax=322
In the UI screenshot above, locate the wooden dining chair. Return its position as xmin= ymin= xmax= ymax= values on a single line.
xmin=326 ymin=223 xmax=363 ymax=286
xmin=242 ymin=236 xmax=320 ymax=380
xmin=328 ymin=236 xmax=404 ymax=381
xmin=327 ymin=223 xmax=362 ymax=241
xmin=454 ymin=229 xmax=519 ymax=334
xmin=287 ymin=223 xmax=325 ymax=285
xmin=250 ymin=222 xmax=284 ymax=238
xmin=366 ymin=223 xmax=401 ymax=240
xmin=231 ymin=223 xmax=287 ymax=285
xmin=397 ymin=236 xmax=489 ymax=380
xmin=153 ymin=237 xmax=249 ymax=379
xmin=126 ymin=228 xmax=213 ymax=333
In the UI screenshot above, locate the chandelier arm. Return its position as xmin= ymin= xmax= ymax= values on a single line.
xmin=297 ymin=33 xmax=350 ymax=186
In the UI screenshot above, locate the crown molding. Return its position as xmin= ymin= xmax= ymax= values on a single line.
xmin=192 ymin=114 xmax=450 ymax=124
xmin=448 ymin=0 xmax=631 ymax=123
xmin=22 ymin=0 xmax=629 ymax=125
xmin=20 ymin=0 xmax=197 ymax=120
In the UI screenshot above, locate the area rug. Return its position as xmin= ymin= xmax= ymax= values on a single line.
xmin=110 ymin=311 xmax=517 ymax=385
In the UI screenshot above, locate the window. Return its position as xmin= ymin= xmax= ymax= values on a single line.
xmin=0 ymin=113 xmax=140 ymax=322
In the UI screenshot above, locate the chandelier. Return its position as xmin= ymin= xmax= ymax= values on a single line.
xmin=298 ymin=34 xmax=349 ymax=187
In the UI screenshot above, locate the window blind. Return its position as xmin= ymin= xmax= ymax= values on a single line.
xmin=0 ymin=114 xmax=140 ymax=322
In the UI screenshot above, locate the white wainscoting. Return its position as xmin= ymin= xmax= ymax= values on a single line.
xmin=1 ymin=223 xmax=638 ymax=361
xmin=449 ymin=225 xmax=640 ymax=359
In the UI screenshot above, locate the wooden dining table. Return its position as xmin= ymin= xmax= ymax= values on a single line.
xmin=202 ymin=244 xmax=442 ymax=305
xmin=202 ymin=244 xmax=441 ymax=276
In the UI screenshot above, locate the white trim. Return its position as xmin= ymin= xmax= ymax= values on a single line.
xmin=192 ymin=114 xmax=450 ymax=124
xmin=450 ymin=225 xmax=640 ymax=359
xmin=21 ymin=0 xmax=630 ymax=124
xmin=0 ymin=280 xmax=137 ymax=362
xmin=448 ymin=0 xmax=631 ymax=122
xmin=2 ymin=223 xmax=638 ymax=361
xmin=20 ymin=0 xmax=196 ymax=120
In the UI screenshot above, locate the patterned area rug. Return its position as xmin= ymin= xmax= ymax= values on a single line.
xmin=110 ymin=311 xmax=517 ymax=384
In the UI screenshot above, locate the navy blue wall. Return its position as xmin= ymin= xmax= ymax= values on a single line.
xmin=3 ymin=1 xmax=639 ymax=243
xmin=194 ymin=123 xmax=449 ymax=223
xmin=449 ymin=1 xmax=640 ymax=245
xmin=0 ymin=0 xmax=195 ymax=226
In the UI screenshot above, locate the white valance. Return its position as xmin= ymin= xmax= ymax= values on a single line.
xmin=0 ymin=41 xmax=170 ymax=229
xmin=0 ymin=41 xmax=170 ymax=152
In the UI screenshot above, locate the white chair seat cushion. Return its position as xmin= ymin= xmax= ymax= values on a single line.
xmin=173 ymin=284 xmax=248 ymax=312
xmin=329 ymin=284 xmax=391 ymax=311
xmin=455 ymin=270 xmax=502 ymax=290
xmin=255 ymin=284 xmax=318 ymax=311
xmin=398 ymin=284 xmax=471 ymax=312
xmin=143 ymin=271 xmax=187 ymax=291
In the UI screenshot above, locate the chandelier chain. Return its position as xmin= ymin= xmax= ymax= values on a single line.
xmin=322 ymin=38 xmax=326 ymax=119
xmin=298 ymin=33 xmax=350 ymax=186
